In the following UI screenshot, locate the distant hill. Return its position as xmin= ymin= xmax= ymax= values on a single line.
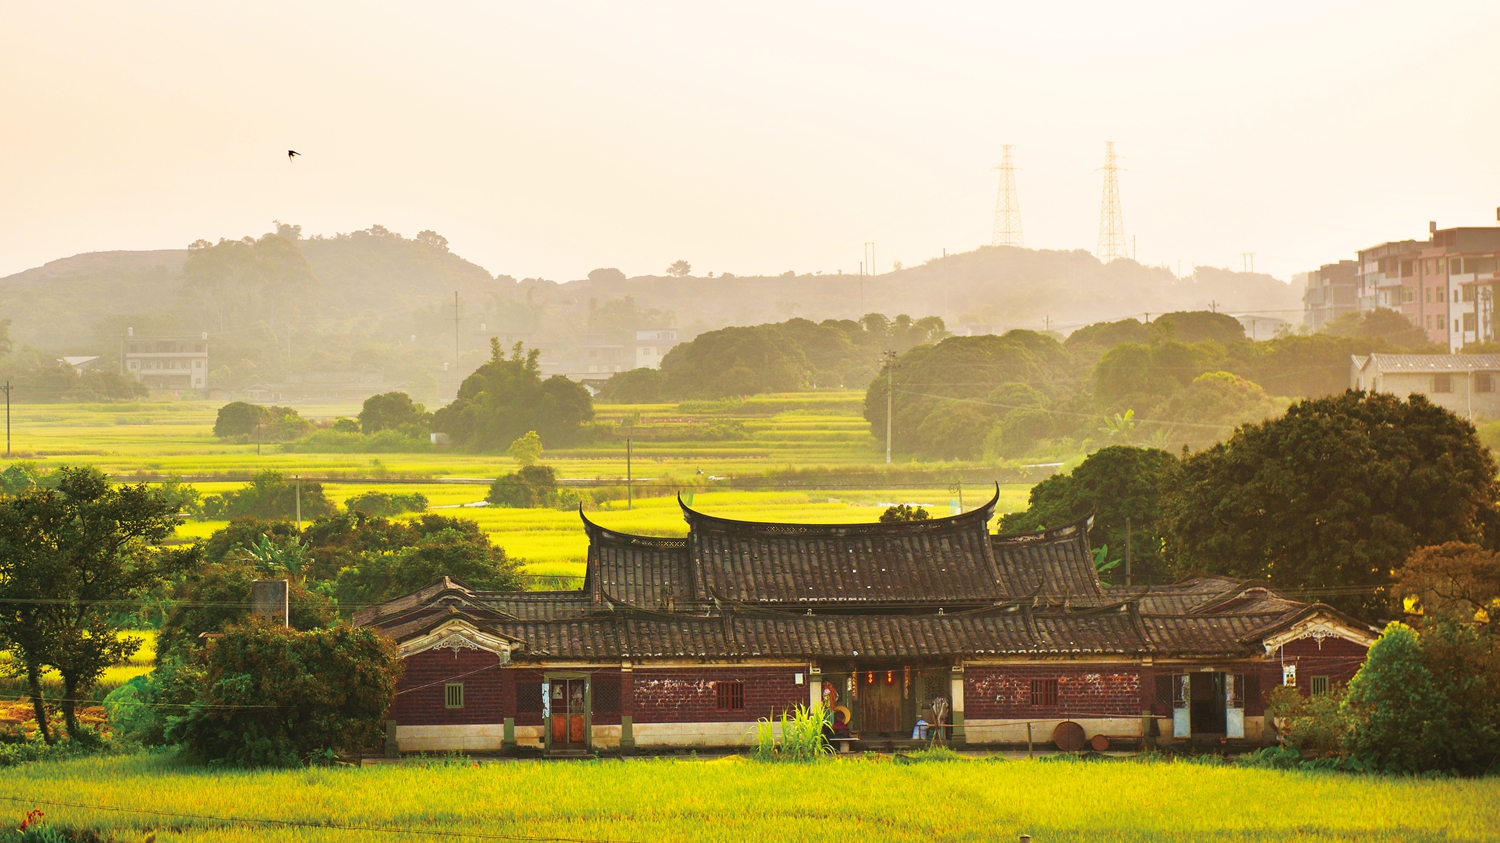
xmin=0 ymin=229 xmax=1299 ymax=399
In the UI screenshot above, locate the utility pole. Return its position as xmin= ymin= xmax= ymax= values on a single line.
xmin=295 ymin=474 xmax=301 ymax=530
xmin=626 ymin=438 xmax=633 ymax=510
xmin=991 ymin=145 xmax=1023 ymax=247
xmin=1240 ymin=253 xmax=1256 ymax=273
xmin=1043 ymin=315 xmax=1052 ymax=333
xmin=2 ymin=381 xmax=10 ymax=458
xmin=1208 ymin=300 xmax=1219 ymax=314
xmin=884 ymin=350 xmax=897 ymax=464
xmin=1097 ymin=141 xmax=1126 ymax=263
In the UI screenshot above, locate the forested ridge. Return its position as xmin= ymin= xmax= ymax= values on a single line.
xmin=0 ymin=227 xmax=1301 ymax=400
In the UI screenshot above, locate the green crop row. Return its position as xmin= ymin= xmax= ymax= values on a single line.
xmin=0 ymin=752 xmax=1494 ymax=842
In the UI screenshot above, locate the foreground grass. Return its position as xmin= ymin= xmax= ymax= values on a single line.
xmin=0 ymin=753 xmax=1494 ymax=842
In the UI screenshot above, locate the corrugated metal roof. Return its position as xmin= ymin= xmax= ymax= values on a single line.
xmin=1364 ymin=353 xmax=1500 ymax=373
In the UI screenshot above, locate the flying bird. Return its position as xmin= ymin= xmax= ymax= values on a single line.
xmin=288 ymin=150 xmax=300 ymax=161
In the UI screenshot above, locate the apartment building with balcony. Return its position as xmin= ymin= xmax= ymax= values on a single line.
xmin=1429 ymin=227 xmax=1500 ymax=351
xmin=1300 ymin=260 xmax=1358 ymax=330
xmin=121 ymin=331 xmax=208 ymax=392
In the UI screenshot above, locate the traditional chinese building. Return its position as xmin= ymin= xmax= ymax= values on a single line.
xmin=356 ymin=489 xmax=1375 ymax=755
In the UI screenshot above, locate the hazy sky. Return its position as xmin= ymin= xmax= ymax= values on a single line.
xmin=4 ymin=2 xmax=1499 ymax=288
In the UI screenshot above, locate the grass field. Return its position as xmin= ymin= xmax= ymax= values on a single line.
xmin=1 ymin=393 xmax=889 ymax=479
xmin=1 ymin=753 xmax=1494 ymax=842
xmin=1 ymin=394 xmax=1041 ymax=582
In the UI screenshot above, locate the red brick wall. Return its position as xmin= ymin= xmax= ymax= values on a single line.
xmin=633 ymin=667 xmax=804 ymax=723
xmin=965 ymin=666 xmax=1142 ymax=719
xmin=1147 ymin=665 xmax=1278 ymax=717
xmin=1278 ymin=636 xmax=1369 ymax=694
xmin=511 ymin=668 xmax=545 ymax=727
xmin=390 ymin=648 xmax=504 ymax=725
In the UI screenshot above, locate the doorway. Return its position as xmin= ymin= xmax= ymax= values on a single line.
xmin=859 ymin=669 xmax=904 ymax=735
xmin=1189 ymin=673 xmax=1226 ymax=735
xmin=546 ymin=675 xmax=589 ymax=752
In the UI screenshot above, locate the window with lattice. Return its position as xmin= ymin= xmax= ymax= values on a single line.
xmin=593 ymin=675 xmax=621 ymax=714
xmin=444 ymin=683 xmax=464 ymax=709
xmin=1310 ymin=676 xmax=1330 ymax=696
xmin=515 ymin=682 xmax=544 ymax=713
xmin=716 ymin=680 xmax=745 ymax=711
xmin=1030 ymin=678 xmax=1058 ymax=707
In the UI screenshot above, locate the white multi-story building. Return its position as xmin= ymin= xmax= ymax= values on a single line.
xmin=122 ymin=330 xmax=208 ymax=391
xmin=634 ymin=329 xmax=678 ymax=370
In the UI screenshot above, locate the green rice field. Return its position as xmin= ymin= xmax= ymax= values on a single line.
xmin=1 ymin=395 xmax=1039 ymax=582
xmin=1 ymin=394 xmax=884 ymax=478
xmin=1 ymin=753 xmax=1493 ymax=842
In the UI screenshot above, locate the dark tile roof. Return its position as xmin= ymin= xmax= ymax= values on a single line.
xmin=492 ymin=619 xmax=621 ymax=660
xmin=992 ymin=521 xmax=1106 ymax=607
xmin=355 ymin=499 xmax=1359 ymax=664
xmin=581 ymin=514 xmax=695 ymax=610
xmin=684 ymin=488 xmax=1005 ymax=606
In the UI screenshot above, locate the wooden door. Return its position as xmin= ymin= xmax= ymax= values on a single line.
xmin=549 ymin=678 xmax=587 ymax=747
xmin=862 ymin=679 xmax=902 ymax=735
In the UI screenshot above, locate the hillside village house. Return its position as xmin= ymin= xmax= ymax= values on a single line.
xmin=121 ymin=331 xmax=208 ymax=392
xmin=1351 ymin=353 xmax=1500 ymax=419
xmin=357 ymin=490 xmax=1375 ymax=756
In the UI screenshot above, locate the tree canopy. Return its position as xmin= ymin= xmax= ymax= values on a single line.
xmin=166 ymin=618 xmax=400 ymax=766
xmin=1161 ymin=390 xmax=1500 ymax=617
xmin=1001 ymin=446 xmax=1179 ymax=583
xmin=358 ymin=392 xmax=430 ymax=435
xmin=0 ymin=467 xmax=193 ymax=742
xmin=864 ymin=331 xmax=1078 ymax=460
xmin=660 ymin=326 xmax=809 ymax=398
xmin=432 ymin=340 xmax=594 ymax=449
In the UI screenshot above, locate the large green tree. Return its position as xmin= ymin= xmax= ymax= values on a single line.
xmin=864 ymin=331 xmax=1079 ymax=460
xmin=1161 ymin=391 xmax=1500 ymax=617
xmin=358 ymin=391 xmax=430 ymax=435
xmin=167 ymin=618 xmax=401 ymax=766
xmin=0 ymin=468 xmax=193 ymax=742
xmin=1001 ymin=446 xmax=1178 ymax=583
xmin=433 ymin=340 xmax=594 ymax=449
xmin=660 ymin=325 xmax=809 ymax=398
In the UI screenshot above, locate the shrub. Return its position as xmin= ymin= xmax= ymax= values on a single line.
xmin=487 ymin=465 xmax=559 ymax=508
xmin=332 ymin=526 xmax=522 ymax=607
xmin=157 ymin=560 xmax=335 ymax=662
xmin=202 ymin=471 xmax=336 ymax=521
xmin=1342 ymin=622 xmax=1446 ymax=772
xmin=1265 ymin=684 xmax=1347 ymax=756
xmin=345 ymin=491 xmax=428 ymax=518
xmin=166 ymin=619 xmax=401 ymax=767
xmin=879 ymin=504 xmax=929 ymax=523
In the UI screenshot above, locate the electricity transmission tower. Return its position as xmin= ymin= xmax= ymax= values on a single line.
xmin=1097 ymin=141 xmax=1126 ymax=263
xmin=991 ymin=145 xmax=1023 ymax=247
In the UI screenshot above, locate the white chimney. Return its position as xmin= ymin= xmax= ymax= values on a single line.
xmin=201 ymin=332 xmax=208 ymax=340
xmin=127 ymin=327 xmax=133 ymax=337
